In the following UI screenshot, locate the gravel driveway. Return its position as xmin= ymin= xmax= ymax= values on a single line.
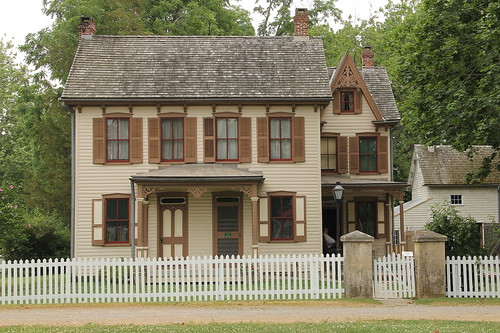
xmin=1 ymin=300 xmax=499 ymax=326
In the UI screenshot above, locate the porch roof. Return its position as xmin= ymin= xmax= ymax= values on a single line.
xmin=321 ymin=175 xmax=407 ymax=190
xmin=131 ymin=164 xmax=264 ymax=183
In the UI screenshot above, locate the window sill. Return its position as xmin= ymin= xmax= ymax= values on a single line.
xmin=103 ymin=243 xmax=131 ymax=247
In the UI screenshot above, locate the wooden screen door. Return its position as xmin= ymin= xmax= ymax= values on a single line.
xmin=213 ymin=193 xmax=243 ymax=256
xmin=159 ymin=194 xmax=188 ymax=258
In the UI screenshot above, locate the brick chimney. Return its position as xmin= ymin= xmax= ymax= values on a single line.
xmin=294 ymin=8 xmax=309 ymax=38
xmin=78 ymin=17 xmax=96 ymax=41
xmin=362 ymin=46 xmax=375 ymax=67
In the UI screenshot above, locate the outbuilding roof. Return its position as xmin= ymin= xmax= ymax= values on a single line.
xmin=410 ymin=145 xmax=500 ymax=185
xmin=61 ymin=35 xmax=332 ymax=103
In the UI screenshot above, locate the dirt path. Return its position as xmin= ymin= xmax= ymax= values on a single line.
xmin=0 ymin=300 xmax=499 ymax=326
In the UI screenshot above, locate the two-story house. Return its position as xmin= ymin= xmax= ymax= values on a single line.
xmin=61 ymin=10 xmax=406 ymax=259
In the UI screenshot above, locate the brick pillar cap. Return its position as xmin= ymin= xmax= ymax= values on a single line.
xmin=341 ymin=230 xmax=374 ymax=243
xmin=412 ymin=230 xmax=448 ymax=243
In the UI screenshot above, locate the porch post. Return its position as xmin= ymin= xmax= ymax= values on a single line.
xmin=251 ymin=184 xmax=259 ymax=257
xmin=399 ymin=199 xmax=405 ymax=251
xmin=135 ymin=184 xmax=149 ymax=258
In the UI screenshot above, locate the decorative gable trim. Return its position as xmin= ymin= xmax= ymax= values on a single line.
xmin=330 ymin=52 xmax=384 ymax=122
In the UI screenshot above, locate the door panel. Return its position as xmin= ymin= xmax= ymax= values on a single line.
xmin=159 ymin=194 xmax=187 ymax=258
xmin=213 ymin=193 xmax=242 ymax=257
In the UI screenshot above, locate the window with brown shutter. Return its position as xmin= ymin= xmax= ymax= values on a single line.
xmin=94 ymin=115 xmax=143 ymax=165
xmin=258 ymin=115 xmax=305 ymax=163
xmin=333 ymin=89 xmax=362 ymax=114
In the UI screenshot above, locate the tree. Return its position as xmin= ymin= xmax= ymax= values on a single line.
xmin=254 ymin=0 xmax=341 ymax=36
xmin=395 ymin=0 xmax=500 ymax=181
xmin=425 ymin=200 xmax=485 ymax=257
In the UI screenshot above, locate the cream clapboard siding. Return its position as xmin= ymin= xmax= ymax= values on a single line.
xmin=411 ymin=161 xmax=429 ymax=200
xmin=321 ymin=94 xmax=391 ymax=181
xmin=397 ymin=187 xmax=498 ymax=231
xmin=75 ymin=104 xmax=322 ymax=258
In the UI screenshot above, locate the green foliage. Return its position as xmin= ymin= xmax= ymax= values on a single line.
xmin=0 ymin=208 xmax=70 ymax=261
xmin=425 ymin=200 xmax=485 ymax=257
xmin=394 ymin=0 xmax=500 ymax=181
xmin=254 ymin=0 xmax=341 ymax=36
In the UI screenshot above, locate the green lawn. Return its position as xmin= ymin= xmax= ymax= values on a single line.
xmin=0 ymin=321 xmax=499 ymax=333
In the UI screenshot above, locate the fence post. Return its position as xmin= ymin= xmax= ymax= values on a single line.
xmin=341 ymin=230 xmax=374 ymax=298
xmin=412 ymin=230 xmax=447 ymax=298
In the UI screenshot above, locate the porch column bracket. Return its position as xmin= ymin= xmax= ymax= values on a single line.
xmin=143 ymin=187 xmax=156 ymax=198
xmin=187 ymin=186 xmax=207 ymax=198
xmin=239 ymin=186 xmax=253 ymax=198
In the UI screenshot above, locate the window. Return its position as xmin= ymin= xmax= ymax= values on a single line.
xmin=270 ymin=118 xmax=292 ymax=160
xmin=161 ymin=118 xmax=184 ymax=161
xmin=341 ymin=92 xmax=354 ymax=112
xmin=359 ymin=137 xmax=377 ymax=172
xmin=216 ymin=118 xmax=238 ymax=160
xmin=356 ymin=201 xmax=376 ymax=237
xmin=107 ymin=118 xmax=129 ymax=161
xmin=105 ymin=198 xmax=129 ymax=243
xmin=321 ymin=137 xmax=337 ymax=171
xmin=270 ymin=196 xmax=293 ymax=240
xmin=450 ymin=195 xmax=463 ymax=205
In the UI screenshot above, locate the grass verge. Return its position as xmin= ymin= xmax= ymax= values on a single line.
xmin=0 ymin=321 xmax=499 ymax=333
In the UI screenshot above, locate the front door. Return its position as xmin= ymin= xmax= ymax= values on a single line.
xmin=213 ymin=192 xmax=243 ymax=256
xmin=159 ymin=194 xmax=188 ymax=258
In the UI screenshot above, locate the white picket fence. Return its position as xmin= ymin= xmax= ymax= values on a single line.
xmin=373 ymin=253 xmax=416 ymax=299
xmin=446 ymin=256 xmax=500 ymax=298
xmin=0 ymin=254 xmax=344 ymax=305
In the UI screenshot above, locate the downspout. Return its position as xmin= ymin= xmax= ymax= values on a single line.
xmin=130 ymin=179 xmax=136 ymax=259
xmin=62 ymin=104 xmax=76 ymax=259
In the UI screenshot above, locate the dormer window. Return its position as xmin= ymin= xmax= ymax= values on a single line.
xmin=341 ymin=91 xmax=354 ymax=112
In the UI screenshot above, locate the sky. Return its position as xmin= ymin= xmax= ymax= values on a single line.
xmin=0 ymin=0 xmax=390 ymax=58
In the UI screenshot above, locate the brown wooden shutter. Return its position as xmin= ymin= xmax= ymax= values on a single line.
xmin=337 ymin=136 xmax=348 ymax=173
xmin=349 ymin=136 xmax=360 ymax=174
xmin=148 ymin=118 xmax=160 ymax=164
xmin=185 ymin=117 xmax=197 ymax=163
xmin=239 ymin=117 xmax=252 ymax=163
xmin=203 ymin=117 xmax=215 ymax=163
xmin=377 ymin=201 xmax=386 ymax=239
xmin=257 ymin=117 xmax=269 ymax=163
xmin=130 ymin=118 xmax=143 ymax=164
xmin=294 ymin=196 xmax=306 ymax=242
xmin=377 ymin=135 xmax=389 ymax=173
xmin=354 ymin=89 xmax=362 ymax=114
xmin=293 ymin=117 xmax=305 ymax=162
xmin=258 ymin=197 xmax=271 ymax=242
xmin=93 ymin=118 xmax=106 ymax=164
xmin=333 ymin=90 xmax=341 ymax=114
xmin=92 ymin=199 xmax=105 ymax=246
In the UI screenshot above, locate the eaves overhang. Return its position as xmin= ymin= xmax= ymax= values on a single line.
xmin=130 ymin=175 xmax=265 ymax=184
xmin=60 ymin=97 xmax=333 ymax=107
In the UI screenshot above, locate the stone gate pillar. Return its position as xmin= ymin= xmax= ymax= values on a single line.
xmin=341 ymin=230 xmax=374 ymax=298
xmin=412 ymin=231 xmax=448 ymax=298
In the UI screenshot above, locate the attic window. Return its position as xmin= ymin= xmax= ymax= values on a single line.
xmin=341 ymin=91 xmax=354 ymax=112
xmin=450 ymin=195 xmax=463 ymax=205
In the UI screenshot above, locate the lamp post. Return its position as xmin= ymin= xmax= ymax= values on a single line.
xmin=332 ymin=182 xmax=345 ymax=254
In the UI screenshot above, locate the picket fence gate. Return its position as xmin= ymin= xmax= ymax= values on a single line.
xmin=0 ymin=254 xmax=344 ymax=305
xmin=373 ymin=253 xmax=415 ymax=299
xmin=446 ymin=255 xmax=500 ymax=298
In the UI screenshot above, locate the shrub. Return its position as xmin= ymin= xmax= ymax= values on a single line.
xmin=425 ymin=200 xmax=486 ymax=257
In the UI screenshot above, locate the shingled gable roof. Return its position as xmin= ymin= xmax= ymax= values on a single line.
xmin=61 ymin=35 xmax=332 ymax=104
xmin=409 ymin=145 xmax=500 ymax=186
xmin=328 ymin=53 xmax=400 ymax=122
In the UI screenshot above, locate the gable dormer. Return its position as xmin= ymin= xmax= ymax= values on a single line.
xmin=330 ymin=51 xmax=384 ymax=122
